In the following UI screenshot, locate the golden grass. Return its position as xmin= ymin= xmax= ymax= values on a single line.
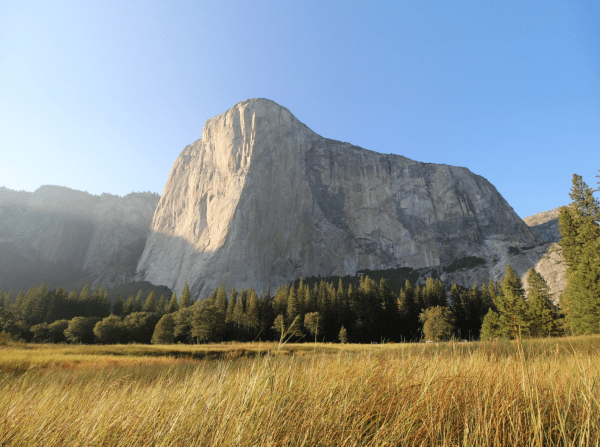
xmin=1 ymin=337 xmax=600 ymax=446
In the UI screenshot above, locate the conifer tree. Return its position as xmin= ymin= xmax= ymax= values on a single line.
xmin=3 ymin=289 xmax=13 ymax=308
xmin=286 ymin=284 xmax=301 ymax=329
xmin=99 ymin=287 xmax=111 ymax=317
xmin=80 ymin=284 xmax=90 ymax=303
xmin=272 ymin=314 xmax=285 ymax=339
xmin=143 ymin=291 xmax=157 ymax=313
xmin=495 ymin=265 xmax=529 ymax=338
xmin=157 ymin=294 xmax=167 ymax=315
xmin=214 ymin=286 xmax=228 ymax=316
xmin=273 ymin=285 xmax=288 ymax=317
xmin=134 ymin=290 xmax=144 ymax=312
xmin=449 ymin=284 xmax=465 ymax=333
xmin=113 ymin=294 xmax=124 ymax=316
xmin=525 ymin=268 xmax=556 ymax=337
xmin=233 ymin=289 xmax=247 ymax=338
xmin=225 ymin=287 xmax=238 ymax=337
xmin=414 ymin=284 xmax=425 ymax=312
xmin=398 ymin=280 xmax=419 ymax=340
xmin=123 ymin=296 xmax=135 ymax=316
xmin=246 ymin=288 xmax=260 ymax=338
xmin=559 ymin=173 xmax=600 ymax=334
xmin=303 ymin=282 xmax=316 ymax=313
xmin=480 ymin=283 xmax=495 ymax=313
xmin=173 ymin=306 xmax=194 ymax=343
xmin=379 ymin=277 xmax=399 ymax=340
xmin=259 ymin=291 xmax=274 ymax=340
xmin=359 ymin=276 xmax=379 ymax=339
xmin=191 ymin=299 xmax=223 ymax=343
xmin=338 ymin=326 xmax=348 ymax=343
xmin=226 ymin=287 xmax=237 ymax=320
xmin=480 ymin=309 xmax=502 ymax=340
xmin=166 ymin=292 xmax=179 ymax=314
xmin=180 ymin=283 xmax=192 ymax=309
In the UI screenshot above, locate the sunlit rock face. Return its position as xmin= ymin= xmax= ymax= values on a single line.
xmin=138 ymin=98 xmax=541 ymax=299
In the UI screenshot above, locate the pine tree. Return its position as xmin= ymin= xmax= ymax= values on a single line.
xmin=449 ymin=284 xmax=466 ymax=335
xmin=3 ymin=289 xmax=13 ymax=308
xmin=225 ymin=287 xmax=238 ymax=338
xmin=338 ymin=326 xmax=348 ymax=344
xmin=134 ymin=290 xmax=144 ymax=312
xmin=157 ymin=294 xmax=167 ymax=315
xmin=123 ymin=296 xmax=135 ymax=316
xmin=286 ymin=284 xmax=301 ymax=329
xmin=214 ymin=286 xmax=228 ymax=316
xmin=180 ymin=283 xmax=192 ymax=309
xmin=495 ymin=265 xmax=529 ymax=338
xmin=233 ymin=289 xmax=247 ymax=339
xmin=525 ymin=268 xmax=556 ymax=337
xmin=80 ymin=284 xmax=90 ymax=302
xmin=246 ymin=288 xmax=260 ymax=339
xmin=272 ymin=314 xmax=285 ymax=340
xmin=113 ymin=294 xmax=124 ymax=316
xmin=259 ymin=291 xmax=274 ymax=340
xmin=99 ymin=288 xmax=111 ymax=317
xmin=480 ymin=309 xmax=502 ymax=340
xmin=398 ymin=280 xmax=419 ymax=340
xmin=143 ymin=291 xmax=157 ymax=313
xmin=379 ymin=277 xmax=399 ymax=340
xmin=166 ymin=293 xmax=179 ymax=314
xmin=273 ymin=285 xmax=288 ymax=317
xmin=559 ymin=173 xmax=600 ymax=334
xmin=424 ymin=277 xmax=446 ymax=308
xmin=303 ymin=282 xmax=316 ymax=313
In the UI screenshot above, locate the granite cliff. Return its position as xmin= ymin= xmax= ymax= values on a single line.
xmin=137 ymin=98 xmax=543 ymax=299
xmin=0 ymin=185 xmax=159 ymax=292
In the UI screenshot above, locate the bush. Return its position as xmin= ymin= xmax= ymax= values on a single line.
xmin=64 ymin=317 xmax=100 ymax=344
xmin=30 ymin=323 xmax=50 ymax=342
xmin=47 ymin=320 xmax=69 ymax=343
xmin=94 ymin=315 xmax=127 ymax=344
xmin=419 ymin=306 xmax=454 ymax=341
xmin=124 ymin=312 xmax=160 ymax=344
xmin=151 ymin=313 xmax=176 ymax=345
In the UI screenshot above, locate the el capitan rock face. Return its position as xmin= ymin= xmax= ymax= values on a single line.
xmin=137 ymin=98 xmax=541 ymax=299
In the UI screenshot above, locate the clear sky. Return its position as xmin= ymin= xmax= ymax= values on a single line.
xmin=1 ymin=1 xmax=598 ymax=218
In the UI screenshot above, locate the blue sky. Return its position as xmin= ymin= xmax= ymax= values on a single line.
xmin=1 ymin=1 xmax=598 ymax=218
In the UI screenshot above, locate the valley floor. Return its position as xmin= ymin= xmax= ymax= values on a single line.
xmin=1 ymin=337 xmax=600 ymax=446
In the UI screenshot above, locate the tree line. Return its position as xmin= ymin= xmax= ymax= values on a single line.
xmin=0 ymin=266 xmax=559 ymax=344
xmin=0 ymin=170 xmax=597 ymax=345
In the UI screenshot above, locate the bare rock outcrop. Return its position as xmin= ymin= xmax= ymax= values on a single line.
xmin=523 ymin=207 xmax=562 ymax=243
xmin=138 ymin=98 xmax=542 ymax=299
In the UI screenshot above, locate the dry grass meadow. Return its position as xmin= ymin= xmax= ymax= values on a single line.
xmin=1 ymin=336 xmax=600 ymax=446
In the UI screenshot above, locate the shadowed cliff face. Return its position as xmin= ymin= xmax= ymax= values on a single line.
xmin=137 ymin=98 xmax=541 ymax=299
xmin=0 ymin=186 xmax=159 ymax=292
